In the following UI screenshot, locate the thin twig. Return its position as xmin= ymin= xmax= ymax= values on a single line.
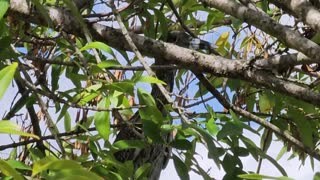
xmin=109 ymin=0 xmax=191 ymax=125
xmin=18 ymin=76 xmax=144 ymax=111
xmin=20 ymin=69 xmax=66 ymax=157
xmin=0 ymin=127 xmax=95 ymax=151
xmin=194 ymin=71 xmax=320 ymax=161
xmin=166 ymin=0 xmax=197 ymax=38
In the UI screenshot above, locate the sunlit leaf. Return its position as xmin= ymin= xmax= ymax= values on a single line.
xmin=238 ymin=173 xmax=294 ymax=180
xmin=113 ymin=140 xmax=145 ymax=150
xmin=80 ymin=41 xmax=113 ymax=55
xmin=97 ymin=60 xmax=121 ymax=68
xmin=0 ymin=0 xmax=9 ymax=20
xmin=94 ymin=97 xmax=110 ymax=140
xmin=134 ymin=163 xmax=151 ymax=180
xmin=137 ymin=88 xmax=156 ymax=107
xmin=206 ymin=118 xmax=219 ymax=136
xmin=6 ymin=160 xmax=31 ymax=170
xmin=64 ymin=111 xmax=71 ymax=132
xmin=0 ymin=159 xmax=24 ymax=180
xmin=0 ymin=63 xmax=17 ymax=99
xmin=0 ymin=121 xmax=39 ymax=139
xmin=32 ymin=156 xmax=57 ymax=176
xmin=259 ymin=92 xmax=276 ymax=113
xmin=136 ymin=76 xmax=166 ymax=84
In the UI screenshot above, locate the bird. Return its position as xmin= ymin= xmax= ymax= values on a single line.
xmin=113 ymin=31 xmax=216 ymax=179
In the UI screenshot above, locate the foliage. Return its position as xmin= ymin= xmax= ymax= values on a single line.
xmin=0 ymin=0 xmax=320 ymax=179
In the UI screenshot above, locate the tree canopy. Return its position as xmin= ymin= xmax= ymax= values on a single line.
xmin=0 ymin=0 xmax=320 ymax=179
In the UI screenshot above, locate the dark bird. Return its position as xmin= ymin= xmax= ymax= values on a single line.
xmin=113 ymin=31 xmax=216 ymax=179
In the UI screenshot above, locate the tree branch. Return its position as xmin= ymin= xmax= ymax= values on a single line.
xmin=8 ymin=1 xmax=320 ymax=107
xmin=270 ymin=0 xmax=320 ymax=32
xmin=199 ymin=0 xmax=320 ymax=62
xmin=194 ymin=71 xmax=320 ymax=161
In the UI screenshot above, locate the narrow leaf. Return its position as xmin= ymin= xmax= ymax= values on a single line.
xmin=173 ymin=154 xmax=190 ymax=180
xmin=0 ymin=121 xmax=39 ymax=139
xmin=0 ymin=63 xmax=18 ymax=99
xmin=94 ymin=97 xmax=110 ymax=140
xmin=79 ymin=41 xmax=112 ymax=55
xmin=136 ymin=76 xmax=166 ymax=84
xmin=0 ymin=0 xmax=9 ymax=20
xmin=0 ymin=159 xmax=24 ymax=180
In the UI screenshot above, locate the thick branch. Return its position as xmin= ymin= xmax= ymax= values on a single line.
xmin=8 ymin=1 xmax=320 ymax=107
xmin=270 ymin=0 xmax=320 ymax=33
xmin=199 ymin=0 xmax=320 ymax=61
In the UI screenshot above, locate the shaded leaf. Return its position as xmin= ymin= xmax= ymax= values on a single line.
xmin=113 ymin=140 xmax=145 ymax=150
xmin=173 ymin=154 xmax=190 ymax=180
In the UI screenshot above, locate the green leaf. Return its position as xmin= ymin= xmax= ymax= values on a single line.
xmin=73 ymin=84 xmax=101 ymax=106
xmin=51 ymin=64 xmax=61 ymax=92
xmin=215 ymin=32 xmax=229 ymax=46
xmin=170 ymin=139 xmax=192 ymax=150
xmin=259 ymin=92 xmax=276 ymax=113
xmin=206 ymin=118 xmax=219 ymax=136
xmin=276 ymin=146 xmax=288 ymax=161
xmin=0 ymin=0 xmax=9 ymax=20
xmin=48 ymin=160 xmax=83 ymax=170
xmin=222 ymin=153 xmax=237 ymax=173
xmin=0 ymin=63 xmax=18 ymax=99
xmin=0 ymin=121 xmax=39 ymax=139
xmin=113 ymin=140 xmax=145 ymax=150
xmin=217 ymin=122 xmax=242 ymax=140
xmin=0 ymin=159 xmax=24 ymax=180
xmin=191 ymin=124 xmax=221 ymax=168
xmin=97 ymin=60 xmax=121 ymax=69
xmin=233 ymin=147 xmax=250 ymax=157
xmin=238 ymin=174 xmax=294 ymax=180
xmin=64 ymin=112 xmax=71 ymax=132
xmin=260 ymin=128 xmax=273 ymax=152
xmin=104 ymin=82 xmax=134 ymax=96
xmin=32 ymin=156 xmax=57 ymax=176
xmin=311 ymin=32 xmax=320 ymax=44
xmin=134 ymin=163 xmax=151 ymax=180
xmin=94 ymin=97 xmax=110 ymax=140
xmin=141 ymin=114 xmax=163 ymax=143
xmin=136 ymin=76 xmax=166 ymax=84
xmin=6 ymin=160 xmax=31 ymax=170
xmin=240 ymin=136 xmax=287 ymax=176
xmin=79 ymin=41 xmax=113 ymax=55
xmin=314 ymin=172 xmax=320 ymax=180
xmin=137 ymin=88 xmax=156 ymax=107
xmin=294 ymin=119 xmax=314 ymax=147
xmin=173 ymin=154 xmax=190 ymax=180
xmin=238 ymin=173 xmax=276 ymax=179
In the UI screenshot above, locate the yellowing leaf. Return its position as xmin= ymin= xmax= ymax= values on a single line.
xmin=215 ymin=32 xmax=230 ymax=46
